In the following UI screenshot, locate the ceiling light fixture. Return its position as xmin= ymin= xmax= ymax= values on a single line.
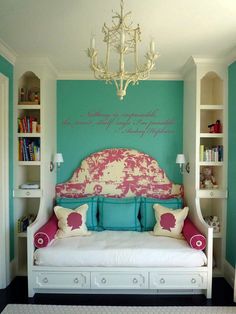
xmin=87 ymin=0 xmax=159 ymax=100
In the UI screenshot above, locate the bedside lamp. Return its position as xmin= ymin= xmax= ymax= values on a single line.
xmin=50 ymin=153 xmax=64 ymax=172
xmin=54 ymin=153 xmax=64 ymax=168
xmin=176 ymin=154 xmax=186 ymax=175
xmin=176 ymin=153 xmax=190 ymax=174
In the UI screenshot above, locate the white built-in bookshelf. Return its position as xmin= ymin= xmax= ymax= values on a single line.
xmin=183 ymin=58 xmax=228 ymax=277
xmin=14 ymin=58 xmax=56 ymax=276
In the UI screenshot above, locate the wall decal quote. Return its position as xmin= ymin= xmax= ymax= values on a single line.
xmin=62 ymin=109 xmax=176 ymax=138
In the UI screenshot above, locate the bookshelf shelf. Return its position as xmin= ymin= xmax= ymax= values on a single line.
xmin=199 ymin=161 xmax=223 ymax=166
xmin=17 ymin=232 xmax=27 ymax=238
xmin=18 ymin=161 xmax=41 ymax=166
xmin=17 ymin=104 xmax=40 ymax=110
xmin=14 ymin=188 xmax=42 ymax=198
xmin=200 ymin=105 xmax=224 ymax=110
xmin=197 ymin=189 xmax=227 ymax=198
xmin=200 ymin=133 xmax=223 ymax=138
xmin=17 ymin=133 xmax=41 ymax=137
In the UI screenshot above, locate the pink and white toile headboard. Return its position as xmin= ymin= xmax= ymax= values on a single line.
xmin=56 ymin=148 xmax=183 ymax=199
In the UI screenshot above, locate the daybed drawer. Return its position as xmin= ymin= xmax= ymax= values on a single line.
xmin=150 ymin=272 xmax=207 ymax=289
xmin=35 ymin=272 xmax=90 ymax=289
xmin=91 ymin=272 xmax=148 ymax=289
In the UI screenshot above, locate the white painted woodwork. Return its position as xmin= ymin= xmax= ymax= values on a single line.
xmin=183 ymin=57 xmax=228 ymax=279
xmin=35 ymin=272 xmax=90 ymax=289
xmin=13 ymin=57 xmax=56 ymax=279
xmin=28 ymin=266 xmax=209 ymax=297
xmin=91 ymin=272 xmax=148 ymax=289
xmin=0 ymin=73 xmax=10 ymax=288
xmin=149 ymin=272 xmax=207 ymax=289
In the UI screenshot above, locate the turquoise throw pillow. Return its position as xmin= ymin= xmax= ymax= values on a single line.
xmin=98 ymin=197 xmax=141 ymax=231
xmin=140 ymin=197 xmax=183 ymax=231
xmin=56 ymin=196 xmax=99 ymax=231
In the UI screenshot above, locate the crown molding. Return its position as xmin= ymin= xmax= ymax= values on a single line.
xmin=0 ymin=39 xmax=17 ymax=65
xmin=57 ymin=70 xmax=183 ymax=80
xmin=181 ymin=55 xmax=228 ymax=77
xmin=191 ymin=56 xmax=227 ymax=65
xmin=15 ymin=56 xmax=58 ymax=77
xmin=225 ymin=46 xmax=236 ymax=66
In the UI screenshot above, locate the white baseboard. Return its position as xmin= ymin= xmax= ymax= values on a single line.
xmin=224 ymin=259 xmax=235 ymax=288
xmin=9 ymin=259 xmax=16 ymax=284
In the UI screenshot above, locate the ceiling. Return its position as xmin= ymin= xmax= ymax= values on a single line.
xmin=1 ymin=0 xmax=236 ymax=76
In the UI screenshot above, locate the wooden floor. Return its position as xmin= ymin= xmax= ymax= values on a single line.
xmin=0 ymin=277 xmax=235 ymax=312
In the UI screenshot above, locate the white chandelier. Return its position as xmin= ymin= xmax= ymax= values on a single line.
xmin=87 ymin=0 xmax=159 ymax=100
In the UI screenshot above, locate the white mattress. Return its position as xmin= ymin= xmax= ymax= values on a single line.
xmin=34 ymin=231 xmax=207 ymax=267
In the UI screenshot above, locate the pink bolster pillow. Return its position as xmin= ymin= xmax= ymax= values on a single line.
xmin=182 ymin=218 xmax=206 ymax=250
xmin=34 ymin=214 xmax=58 ymax=248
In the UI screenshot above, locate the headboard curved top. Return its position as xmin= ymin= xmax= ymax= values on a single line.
xmin=56 ymin=148 xmax=183 ymax=199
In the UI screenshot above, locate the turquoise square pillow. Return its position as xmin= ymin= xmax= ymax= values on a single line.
xmin=98 ymin=197 xmax=141 ymax=231
xmin=140 ymin=197 xmax=183 ymax=231
xmin=56 ymin=196 xmax=99 ymax=231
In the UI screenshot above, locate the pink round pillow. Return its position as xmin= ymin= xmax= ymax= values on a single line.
xmin=182 ymin=218 xmax=206 ymax=250
xmin=34 ymin=214 xmax=58 ymax=248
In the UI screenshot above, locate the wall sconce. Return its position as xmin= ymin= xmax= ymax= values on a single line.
xmin=50 ymin=153 xmax=64 ymax=172
xmin=176 ymin=154 xmax=190 ymax=174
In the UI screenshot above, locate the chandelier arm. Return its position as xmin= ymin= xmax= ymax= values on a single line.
xmin=134 ymin=30 xmax=139 ymax=72
xmin=105 ymin=31 xmax=110 ymax=72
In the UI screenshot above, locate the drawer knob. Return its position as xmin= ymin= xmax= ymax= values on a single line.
xmin=101 ymin=278 xmax=107 ymax=284
xmin=74 ymin=277 xmax=79 ymax=284
xmin=133 ymin=278 xmax=138 ymax=284
xmin=160 ymin=278 xmax=165 ymax=284
xmin=26 ymin=191 xmax=31 ymax=196
xmin=43 ymin=277 xmax=48 ymax=283
xmin=191 ymin=278 xmax=196 ymax=284
xmin=210 ymin=191 xmax=214 ymax=197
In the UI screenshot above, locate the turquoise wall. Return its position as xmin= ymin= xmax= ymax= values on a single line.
xmin=227 ymin=62 xmax=236 ymax=267
xmin=57 ymin=80 xmax=183 ymax=185
xmin=0 ymin=55 xmax=14 ymax=260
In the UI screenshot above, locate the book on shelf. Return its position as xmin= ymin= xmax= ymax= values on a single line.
xmin=200 ymin=144 xmax=223 ymax=162
xmin=18 ymin=116 xmax=39 ymax=133
xmin=18 ymin=138 xmax=40 ymax=161
xmin=17 ymin=214 xmax=36 ymax=233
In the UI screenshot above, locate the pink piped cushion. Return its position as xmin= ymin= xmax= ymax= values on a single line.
xmin=182 ymin=218 xmax=206 ymax=250
xmin=34 ymin=214 xmax=58 ymax=248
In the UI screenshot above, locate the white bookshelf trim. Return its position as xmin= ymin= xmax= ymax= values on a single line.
xmin=0 ymin=73 xmax=10 ymax=288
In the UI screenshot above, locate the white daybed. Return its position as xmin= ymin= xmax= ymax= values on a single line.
xmin=27 ymin=148 xmax=213 ymax=298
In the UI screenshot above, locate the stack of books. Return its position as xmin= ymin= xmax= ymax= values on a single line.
xmin=18 ymin=138 xmax=40 ymax=161
xmin=17 ymin=214 xmax=35 ymax=233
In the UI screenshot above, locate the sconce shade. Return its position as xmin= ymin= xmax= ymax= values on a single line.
xmin=176 ymin=154 xmax=186 ymax=165
xmin=54 ymin=153 xmax=64 ymax=164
